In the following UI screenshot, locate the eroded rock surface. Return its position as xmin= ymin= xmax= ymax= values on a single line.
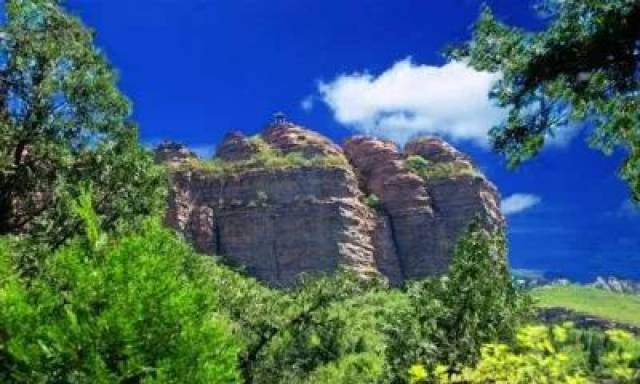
xmin=158 ymin=120 xmax=505 ymax=287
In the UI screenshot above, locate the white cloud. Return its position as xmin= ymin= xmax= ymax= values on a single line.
xmin=501 ymin=194 xmax=542 ymax=216
xmin=317 ymin=58 xmax=581 ymax=148
xmin=317 ymin=58 xmax=505 ymax=146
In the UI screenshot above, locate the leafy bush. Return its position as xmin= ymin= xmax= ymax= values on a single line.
xmin=364 ymin=194 xmax=382 ymax=210
xmin=384 ymin=222 xmax=531 ymax=382
xmin=410 ymin=323 xmax=640 ymax=383
xmin=0 ymin=194 xmax=240 ymax=383
xmin=0 ymin=189 xmax=402 ymax=384
xmin=406 ymin=155 xmax=480 ymax=181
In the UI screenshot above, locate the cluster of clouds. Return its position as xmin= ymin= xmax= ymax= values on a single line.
xmin=306 ymin=58 xmax=580 ymax=147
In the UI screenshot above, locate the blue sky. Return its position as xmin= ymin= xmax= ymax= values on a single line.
xmin=59 ymin=0 xmax=640 ymax=281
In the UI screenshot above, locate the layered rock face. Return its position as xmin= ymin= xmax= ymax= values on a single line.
xmin=343 ymin=137 xmax=437 ymax=284
xmin=403 ymin=138 xmax=504 ymax=276
xmin=158 ymin=121 xmax=504 ymax=287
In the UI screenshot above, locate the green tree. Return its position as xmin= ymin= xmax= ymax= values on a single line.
xmin=384 ymin=223 xmax=531 ymax=383
xmin=453 ymin=0 xmax=640 ymax=200
xmin=0 ymin=193 xmax=240 ymax=383
xmin=211 ymin=268 xmax=386 ymax=384
xmin=0 ymin=0 xmax=164 ymax=248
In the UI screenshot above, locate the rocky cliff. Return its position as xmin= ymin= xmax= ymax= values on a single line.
xmin=156 ymin=119 xmax=504 ymax=287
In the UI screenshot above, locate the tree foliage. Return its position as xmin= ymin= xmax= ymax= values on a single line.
xmin=384 ymin=223 xmax=531 ymax=382
xmin=453 ymin=0 xmax=640 ymax=200
xmin=4 ymin=197 xmax=635 ymax=384
xmin=209 ymin=266 xmax=390 ymax=384
xmin=0 ymin=0 xmax=164 ymax=249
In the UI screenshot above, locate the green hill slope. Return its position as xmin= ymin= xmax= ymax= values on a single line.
xmin=533 ymin=285 xmax=640 ymax=326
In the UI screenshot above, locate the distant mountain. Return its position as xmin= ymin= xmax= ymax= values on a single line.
xmin=513 ymin=270 xmax=640 ymax=295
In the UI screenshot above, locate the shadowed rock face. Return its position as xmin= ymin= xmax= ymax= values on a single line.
xmin=158 ymin=121 xmax=504 ymax=287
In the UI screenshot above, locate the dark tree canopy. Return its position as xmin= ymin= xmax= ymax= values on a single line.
xmin=453 ymin=0 xmax=640 ymax=200
xmin=0 ymin=0 xmax=164 ymax=247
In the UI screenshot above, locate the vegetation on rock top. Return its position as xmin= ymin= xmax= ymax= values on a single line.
xmin=405 ymin=155 xmax=482 ymax=181
xmin=174 ymin=136 xmax=350 ymax=176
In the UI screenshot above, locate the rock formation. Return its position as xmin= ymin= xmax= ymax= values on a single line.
xmin=154 ymin=141 xmax=197 ymax=164
xmin=216 ymin=131 xmax=260 ymax=161
xmin=157 ymin=119 xmax=504 ymax=287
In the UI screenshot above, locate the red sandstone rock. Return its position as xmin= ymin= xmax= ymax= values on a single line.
xmin=216 ymin=131 xmax=260 ymax=161
xmin=405 ymin=137 xmax=471 ymax=164
xmin=262 ymin=122 xmax=343 ymax=158
xmin=158 ymin=125 xmax=505 ymax=287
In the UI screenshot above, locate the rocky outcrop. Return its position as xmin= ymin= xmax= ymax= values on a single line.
xmin=405 ymin=137 xmax=472 ymax=164
xmin=158 ymin=119 xmax=505 ymax=287
xmin=167 ymin=166 xmax=377 ymax=286
xmin=343 ymin=137 xmax=440 ymax=282
xmin=154 ymin=141 xmax=197 ymax=164
xmin=216 ymin=131 xmax=260 ymax=161
xmin=405 ymin=137 xmax=504 ymax=263
xmin=263 ymin=122 xmax=343 ymax=158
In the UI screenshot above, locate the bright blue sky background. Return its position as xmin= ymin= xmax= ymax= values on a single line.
xmin=60 ymin=0 xmax=639 ymax=281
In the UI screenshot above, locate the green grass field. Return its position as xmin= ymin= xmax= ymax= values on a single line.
xmin=532 ymin=285 xmax=640 ymax=326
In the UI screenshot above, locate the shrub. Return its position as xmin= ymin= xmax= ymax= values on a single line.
xmin=0 ymin=193 xmax=240 ymax=383
xmin=411 ymin=323 xmax=640 ymax=383
xmin=406 ymin=155 xmax=480 ymax=181
xmin=364 ymin=194 xmax=382 ymax=210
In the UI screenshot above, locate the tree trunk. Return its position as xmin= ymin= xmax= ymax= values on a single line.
xmin=0 ymin=193 xmax=14 ymax=235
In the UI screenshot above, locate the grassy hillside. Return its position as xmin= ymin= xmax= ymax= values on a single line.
xmin=533 ymin=285 xmax=640 ymax=326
